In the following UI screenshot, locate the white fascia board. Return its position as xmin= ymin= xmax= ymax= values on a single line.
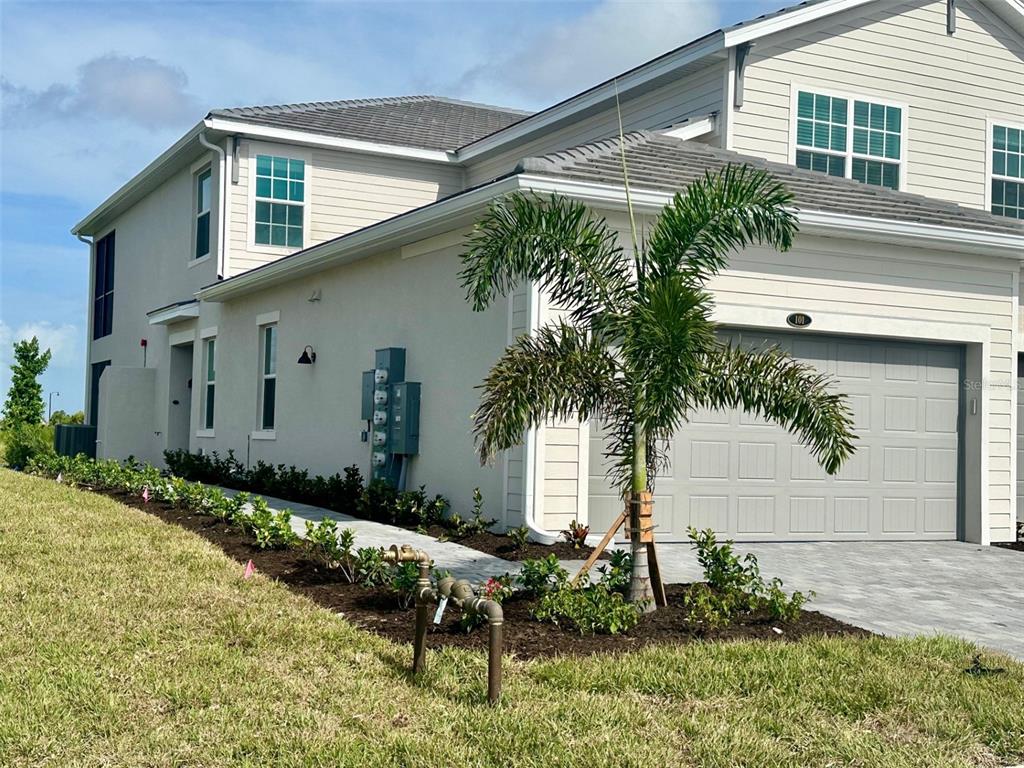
xmin=197 ymin=176 xmax=520 ymax=302
xmin=517 ymin=174 xmax=1024 ymax=258
xmin=723 ymin=0 xmax=878 ymax=46
xmin=72 ymin=121 xmax=206 ymax=235
xmin=202 ymin=118 xmax=456 ymax=165
xmin=660 ymin=114 xmax=717 ymax=141
xmin=147 ymin=301 xmax=200 ymax=325
xmin=455 ymin=34 xmax=725 ymax=162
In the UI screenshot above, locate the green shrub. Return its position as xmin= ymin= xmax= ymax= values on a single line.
xmin=391 ymin=562 xmax=420 ymax=610
xmin=3 ymin=423 xmax=54 ymax=469
xmin=533 ymin=584 xmax=641 ymax=635
xmin=303 ymin=518 xmax=358 ymax=581
xmin=516 ymin=554 xmax=568 ymax=596
xmin=507 ymin=525 xmax=530 ymax=552
xmin=561 ymin=520 xmax=590 ymax=549
xmin=596 ymin=550 xmax=632 ymax=594
xmin=459 ymin=574 xmax=514 ymax=632
xmin=356 ymin=547 xmax=389 ymax=587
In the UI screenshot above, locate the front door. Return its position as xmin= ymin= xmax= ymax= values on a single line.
xmin=166 ymin=343 xmax=194 ymax=453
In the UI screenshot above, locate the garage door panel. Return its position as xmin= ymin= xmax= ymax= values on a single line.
xmin=588 ymin=330 xmax=961 ymax=541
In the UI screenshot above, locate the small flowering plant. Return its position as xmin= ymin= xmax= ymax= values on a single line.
xmin=561 ymin=520 xmax=590 ymax=549
xmin=481 ymin=574 xmax=514 ymax=603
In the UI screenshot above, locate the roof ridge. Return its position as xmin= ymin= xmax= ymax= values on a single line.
xmin=211 ymin=94 xmax=530 ymax=118
xmin=517 ymin=130 xmax=655 ymax=173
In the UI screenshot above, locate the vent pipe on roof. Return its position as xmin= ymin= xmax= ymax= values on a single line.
xmin=198 ymin=131 xmax=228 ymax=278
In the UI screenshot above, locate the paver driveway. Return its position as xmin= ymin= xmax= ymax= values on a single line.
xmin=641 ymin=540 xmax=1024 ymax=659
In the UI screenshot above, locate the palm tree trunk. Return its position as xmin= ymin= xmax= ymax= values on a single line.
xmin=628 ymin=422 xmax=655 ymax=612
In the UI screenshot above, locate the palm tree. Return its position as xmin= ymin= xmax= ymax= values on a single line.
xmin=459 ymin=164 xmax=856 ymax=611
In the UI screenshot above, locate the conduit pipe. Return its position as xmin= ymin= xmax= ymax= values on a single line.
xmin=382 ymin=544 xmax=504 ymax=704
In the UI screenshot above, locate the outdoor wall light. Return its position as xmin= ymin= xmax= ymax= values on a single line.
xmin=297 ymin=345 xmax=317 ymax=365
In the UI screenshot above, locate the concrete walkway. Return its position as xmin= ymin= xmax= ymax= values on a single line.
xmin=225 ymin=489 xmax=1024 ymax=659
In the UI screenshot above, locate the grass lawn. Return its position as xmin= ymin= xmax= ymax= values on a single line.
xmin=1 ymin=469 xmax=1022 ymax=768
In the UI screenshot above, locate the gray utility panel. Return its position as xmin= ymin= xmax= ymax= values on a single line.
xmin=589 ymin=331 xmax=963 ymax=541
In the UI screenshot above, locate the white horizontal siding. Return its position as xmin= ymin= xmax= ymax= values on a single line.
xmin=729 ymin=0 xmax=1024 ymax=209
xmin=466 ymin=61 xmax=725 ymax=186
xmin=227 ymin=140 xmax=463 ymax=277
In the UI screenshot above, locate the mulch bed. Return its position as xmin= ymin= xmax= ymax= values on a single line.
xmin=98 ymin=488 xmax=870 ymax=659
xmin=994 ymin=541 xmax=1024 ymax=552
xmin=421 ymin=525 xmax=607 ymax=562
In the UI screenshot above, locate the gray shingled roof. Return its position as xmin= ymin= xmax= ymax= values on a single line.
xmin=209 ymin=95 xmax=531 ymax=152
xmin=518 ymin=131 xmax=1024 ymax=237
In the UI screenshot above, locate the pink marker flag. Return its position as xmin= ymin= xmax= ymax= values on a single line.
xmin=142 ymin=486 xmax=150 ymax=503
xmin=243 ymin=559 xmax=256 ymax=579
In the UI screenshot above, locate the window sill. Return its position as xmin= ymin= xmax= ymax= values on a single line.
xmin=196 ymin=429 xmax=215 ymax=438
xmin=250 ymin=430 xmax=276 ymax=441
xmin=189 ymin=254 xmax=213 ymax=268
xmin=245 ymin=243 xmax=304 ymax=257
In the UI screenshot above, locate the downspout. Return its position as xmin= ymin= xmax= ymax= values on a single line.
xmin=198 ymin=131 xmax=228 ymax=278
xmin=522 ymin=281 xmax=558 ymax=544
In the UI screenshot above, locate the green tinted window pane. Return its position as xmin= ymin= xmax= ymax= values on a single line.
xmin=853 ymin=128 xmax=868 ymax=154
xmin=271 ymin=225 xmax=286 ymax=246
xmin=271 ymin=204 xmax=286 ymax=225
xmin=197 ymin=170 xmax=211 ymax=212
xmin=272 ymin=179 xmax=287 ymax=199
xmin=255 ymin=223 xmax=270 ymax=244
xmin=993 ymin=179 xmax=1005 ymax=205
xmin=868 ymin=162 xmax=883 ymax=186
xmin=289 ymin=181 xmax=304 ymax=202
xmin=885 ymin=106 xmax=901 ymax=133
xmin=882 ymin=163 xmax=898 ymax=190
xmin=287 ymin=226 xmax=303 ymax=248
xmin=831 ymin=98 xmax=847 ymax=124
xmin=1008 ymin=154 xmax=1021 ymax=178
xmin=256 ymin=155 xmax=272 ymax=176
xmin=854 ymin=101 xmax=869 ymax=127
xmin=256 ymin=177 xmax=271 ymax=198
xmin=205 ymin=384 xmax=215 ymax=429
xmin=1006 ymin=181 xmax=1020 ymax=207
xmin=1008 ymin=129 xmax=1021 ymax=153
xmin=796 ymin=119 xmax=813 ymax=146
xmin=813 ymin=123 xmax=829 ymax=149
xmin=795 ymin=150 xmax=813 ymax=170
xmin=814 ymin=94 xmax=830 ymax=121
xmin=262 ymin=378 xmax=276 ymax=430
xmin=994 ymin=151 xmax=1006 ymax=176
xmin=287 ymin=205 xmax=302 ymax=226
xmin=207 ymin=340 xmax=215 ymax=380
xmin=255 ymin=201 xmax=270 ymax=223
xmin=852 ymin=158 xmax=865 ymax=182
xmin=272 ymin=156 xmax=288 ymax=176
xmin=195 ymin=212 xmax=210 ymax=258
xmin=289 ymin=159 xmax=305 ymax=179
xmin=798 ymin=92 xmax=814 ymax=119
xmin=994 ymin=125 xmax=1007 ymax=151
xmin=884 ymin=134 xmax=901 ymax=160
xmin=827 ymin=156 xmax=845 ymax=177
xmin=869 ymin=103 xmax=885 ymax=130
xmin=830 ymin=125 xmax=846 ymax=152
xmin=869 ymin=131 xmax=884 ymax=156
xmin=812 ymin=153 xmax=828 ymax=173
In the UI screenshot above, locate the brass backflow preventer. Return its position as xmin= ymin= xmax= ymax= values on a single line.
xmin=382 ymin=544 xmax=504 ymax=704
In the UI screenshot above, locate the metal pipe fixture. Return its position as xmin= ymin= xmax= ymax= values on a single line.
xmin=382 ymin=544 xmax=504 ymax=704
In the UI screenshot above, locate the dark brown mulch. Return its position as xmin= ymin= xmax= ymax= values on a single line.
xmin=422 ymin=525 xmax=608 ymax=562
xmin=105 ymin=489 xmax=870 ymax=660
xmin=994 ymin=541 xmax=1024 ymax=552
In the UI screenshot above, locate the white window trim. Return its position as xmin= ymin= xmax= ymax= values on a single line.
xmin=189 ymin=157 xmax=214 ymax=266
xmin=245 ymin=141 xmax=313 ymax=257
xmin=788 ymin=82 xmax=910 ymax=193
xmin=202 ymin=336 xmax=216 ymax=431
xmin=197 ymin=429 xmax=215 ymax=439
xmin=257 ymin=322 xmax=278 ymax=433
xmin=984 ymin=116 xmax=1024 ymax=214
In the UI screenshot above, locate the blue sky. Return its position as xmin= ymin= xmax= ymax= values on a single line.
xmin=0 ymin=0 xmax=775 ymax=414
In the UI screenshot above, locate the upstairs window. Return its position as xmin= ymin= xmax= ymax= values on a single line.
xmin=195 ymin=168 xmax=212 ymax=259
xmin=254 ymin=155 xmax=304 ymax=248
xmin=259 ymin=324 xmax=278 ymax=431
xmin=93 ymin=231 xmax=115 ymax=339
xmin=991 ymin=124 xmax=1023 ymax=219
xmin=203 ymin=338 xmax=216 ymax=430
xmin=794 ymin=90 xmax=904 ymax=191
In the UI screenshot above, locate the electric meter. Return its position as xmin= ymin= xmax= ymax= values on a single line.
xmin=372 ymin=452 xmax=387 ymax=467
xmin=374 ymin=368 xmax=388 ymax=384
xmin=372 ymin=430 xmax=387 ymax=446
xmin=373 ymin=410 xmax=387 ymax=425
xmin=373 ymin=389 xmax=388 ymax=405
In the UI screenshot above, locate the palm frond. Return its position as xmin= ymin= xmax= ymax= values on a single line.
xmin=473 ymin=321 xmax=620 ymax=464
xmin=694 ymin=343 xmax=857 ymax=474
xmin=643 ymin=164 xmax=798 ymax=285
xmin=459 ymin=193 xmax=633 ymax=325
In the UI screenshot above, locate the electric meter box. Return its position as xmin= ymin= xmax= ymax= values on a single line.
xmin=374 ymin=347 xmax=405 ymax=383
xmin=388 ymin=382 xmax=421 ymax=455
xmin=360 ymin=370 xmax=375 ymax=420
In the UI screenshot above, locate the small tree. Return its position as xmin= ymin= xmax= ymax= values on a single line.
xmin=460 ymin=165 xmax=856 ymax=611
xmin=3 ymin=337 xmax=52 ymax=427
xmin=49 ymin=410 xmax=85 ymax=426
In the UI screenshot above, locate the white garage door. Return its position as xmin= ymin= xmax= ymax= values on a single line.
xmin=588 ymin=331 xmax=962 ymax=541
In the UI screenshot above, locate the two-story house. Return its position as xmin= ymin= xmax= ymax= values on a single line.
xmin=72 ymin=0 xmax=1024 ymax=547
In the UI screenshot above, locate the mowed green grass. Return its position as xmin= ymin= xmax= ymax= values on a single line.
xmin=1 ymin=469 xmax=1022 ymax=768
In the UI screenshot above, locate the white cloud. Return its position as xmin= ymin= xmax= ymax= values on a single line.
xmin=0 ymin=321 xmax=82 ymax=370
xmin=457 ymin=0 xmax=721 ymax=104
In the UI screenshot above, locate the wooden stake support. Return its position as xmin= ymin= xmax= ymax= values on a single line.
xmin=570 ymin=510 xmax=625 ymax=586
